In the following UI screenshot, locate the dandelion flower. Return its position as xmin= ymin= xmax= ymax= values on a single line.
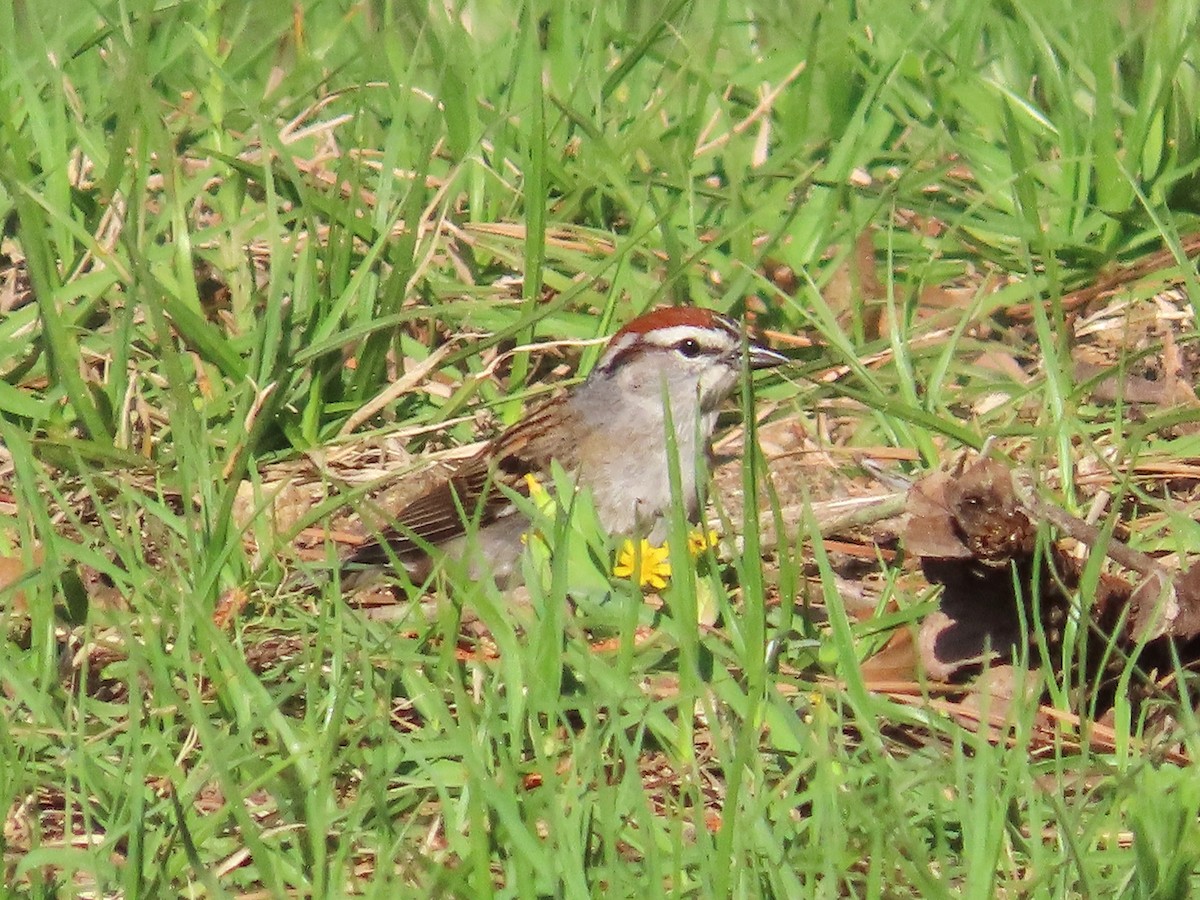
xmin=613 ymin=538 xmax=672 ymax=590
xmin=687 ymin=528 xmax=720 ymax=556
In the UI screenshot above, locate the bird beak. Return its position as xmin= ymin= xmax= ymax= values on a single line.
xmin=747 ymin=341 xmax=789 ymax=370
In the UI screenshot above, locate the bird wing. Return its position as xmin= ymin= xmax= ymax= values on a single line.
xmin=341 ymin=395 xmax=584 ymax=570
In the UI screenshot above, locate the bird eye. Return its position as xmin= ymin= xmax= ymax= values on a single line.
xmin=676 ymin=338 xmax=702 ymax=358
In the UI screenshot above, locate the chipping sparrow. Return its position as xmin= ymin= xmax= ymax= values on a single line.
xmin=342 ymin=306 xmax=786 ymax=588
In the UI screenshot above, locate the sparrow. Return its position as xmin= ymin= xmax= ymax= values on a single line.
xmin=341 ymin=306 xmax=786 ymax=588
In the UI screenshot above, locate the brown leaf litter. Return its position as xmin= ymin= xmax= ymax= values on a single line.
xmin=901 ymin=454 xmax=1200 ymax=759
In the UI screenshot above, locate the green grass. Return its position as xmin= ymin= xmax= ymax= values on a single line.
xmin=3 ymin=0 xmax=1200 ymax=895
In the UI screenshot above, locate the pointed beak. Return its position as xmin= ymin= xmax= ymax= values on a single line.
xmin=747 ymin=341 xmax=788 ymax=370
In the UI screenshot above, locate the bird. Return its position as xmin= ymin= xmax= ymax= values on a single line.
xmin=341 ymin=306 xmax=787 ymax=589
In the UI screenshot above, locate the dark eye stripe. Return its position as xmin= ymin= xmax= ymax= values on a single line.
xmin=593 ymin=318 xmax=742 ymax=375
xmin=643 ymin=325 xmax=734 ymax=353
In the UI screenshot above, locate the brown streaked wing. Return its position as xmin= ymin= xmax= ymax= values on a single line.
xmin=342 ymin=394 xmax=584 ymax=567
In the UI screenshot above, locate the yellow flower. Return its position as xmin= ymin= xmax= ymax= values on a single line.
xmin=613 ymin=538 xmax=672 ymax=590
xmin=687 ymin=528 xmax=719 ymax=557
xmin=520 ymin=475 xmax=554 ymax=548
xmin=523 ymin=473 xmax=554 ymax=516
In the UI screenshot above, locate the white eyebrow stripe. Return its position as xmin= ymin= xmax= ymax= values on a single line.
xmin=641 ymin=324 xmax=737 ymax=350
xmin=704 ymin=315 xmax=742 ymax=344
xmin=603 ymin=332 xmax=639 ymax=356
xmin=593 ymin=331 xmax=640 ymax=373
